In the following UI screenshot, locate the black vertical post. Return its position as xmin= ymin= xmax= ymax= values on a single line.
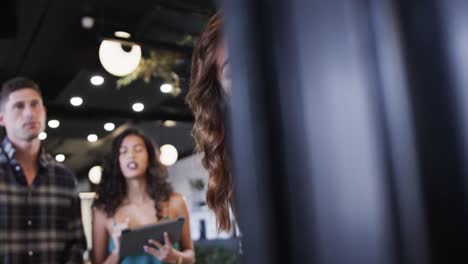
xmin=395 ymin=0 xmax=468 ymax=263
xmin=222 ymin=0 xmax=429 ymax=263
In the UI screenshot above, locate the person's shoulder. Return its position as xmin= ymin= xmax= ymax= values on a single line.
xmin=93 ymin=205 xmax=112 ymax=226
xmin=46 ymin=156 xmax=78 ymax=187
xmin=168 ymin=192 xmax=188 ymax=214
xmin=0 ymin=148 xmax=10 ymax=172
xmin=52 ymin=162 xmax=75 ymax=178
xmin=169 ymin=192 xmax=185 ymax=203
xmin=93 ymin=205 xmax=108 ymax=218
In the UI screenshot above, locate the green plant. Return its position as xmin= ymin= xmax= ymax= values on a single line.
xmin=116 ymin=51 xmax=182 ymax=96
xmin=195 ymin=245 xmax=239 ymax=264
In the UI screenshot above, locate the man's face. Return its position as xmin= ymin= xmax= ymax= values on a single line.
xmin=0 ymin=88 xmax=46 ymax=142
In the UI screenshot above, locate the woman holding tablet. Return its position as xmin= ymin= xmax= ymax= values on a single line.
xmin=92 ymin=128 xmax=195 ymax=264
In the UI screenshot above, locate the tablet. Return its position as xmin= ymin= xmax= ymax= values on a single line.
xmin=119 ymin=217 xmax=185 ymax=257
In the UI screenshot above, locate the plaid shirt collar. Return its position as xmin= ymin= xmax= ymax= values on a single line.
xmin=0 ymin=137 xmax=49 ymax=168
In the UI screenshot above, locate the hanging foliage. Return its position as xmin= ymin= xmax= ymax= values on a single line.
xmin=117 ymin=51 xmax=182 ymax=96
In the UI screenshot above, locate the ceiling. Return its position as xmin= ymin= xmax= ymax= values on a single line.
xmin=0 ymin=0 xmax=217 ymax=180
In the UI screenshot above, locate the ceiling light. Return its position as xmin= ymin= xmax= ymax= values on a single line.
xmin=48 ymin=120 xmax=60 ymax=128
xmin=163 ymin=120 xmax=177 ymax=127
xmin=99 ymin=40 xmax=141 ymax=77
xmin=114 ymin=31 xmax=131 ymax=39
xmin=132 ymin=103 xmax=144 ymax=112
xmin=38 ymin=132 xmax=47 ymax=140
xmin=70 ymin=97 xmax=83 ymax=106
xmin=55 ymin=154 xmax=65 ymax=162
xmin=90 ymin=75 xmax=104 ymax=86
xmin=104 ymin=122 xmax=115 ymax=131
xmin=88 ymin=165 xmax=103 ymax=184
xmin=81 ymin=16 xmax=95 ymax=29
xmin=159 ymin=144 xmax=178 ymax=166
xmin=87 ymin=134 xmax=98 ymax=142
xmin=160 ymin=83 xmax=173 ymax=93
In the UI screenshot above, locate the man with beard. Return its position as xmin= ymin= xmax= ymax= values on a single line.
xmin=0 ymin=77 xmax=86 ymax=263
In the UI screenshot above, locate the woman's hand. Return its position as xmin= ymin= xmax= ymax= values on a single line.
xmin=144 ymin=232 xmax=182 ymax=263
xmin=108 ymin=218 xmax=130 ymax=254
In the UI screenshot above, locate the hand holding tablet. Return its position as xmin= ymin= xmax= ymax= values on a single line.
xmin=119 ymin=217 xmax=185 ymax=257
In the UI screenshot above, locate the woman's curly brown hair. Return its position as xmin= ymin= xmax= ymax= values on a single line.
xmin=93 ymin=128 xmax=173 ymax=220
xmin=186 ymin=12 xmax=233 ymax=231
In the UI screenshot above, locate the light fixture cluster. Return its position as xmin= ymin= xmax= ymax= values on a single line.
xmin=43 ymin=119 xmax=116 ymax=151
xmin=67 ymin=75 xmax=104 ymax=111
xmin=48 ymin=29 xmax=151 ymax=169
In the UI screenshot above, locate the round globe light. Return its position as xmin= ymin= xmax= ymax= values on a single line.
xmin=88 ymin=165 xmax=103 ymax=184
xmin=99 ymin=40 xmax=141 ymax=77
xmin=159 ymin=144 xmax=178 ymax=166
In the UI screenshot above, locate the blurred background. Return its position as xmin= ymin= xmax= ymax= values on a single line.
xmin=4 ymin=0 xmax=468 ymax=263
xmin=0 ymin=0 xmax=239 ymax=263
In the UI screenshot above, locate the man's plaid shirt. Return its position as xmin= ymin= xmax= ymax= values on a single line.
xmin=0 ymin=137 xmax=86 ymax=263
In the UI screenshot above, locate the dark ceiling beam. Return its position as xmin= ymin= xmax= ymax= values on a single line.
xmin=136 ymin=9 xmax=191 ymax=37
xmin=149 ymin=0 xmax=215 ymax=16
xmin=0 ymin=0 xmax=17 ymax=38
xmin=138 ymin=38 xmax=194 ymax=54
xmin=99 ymin=35 xmax=193 ymax=54
xmin=15 ymin=0 xmax=53 ymax=75
xmin=46 ymin=104 xmax=194 ymax=122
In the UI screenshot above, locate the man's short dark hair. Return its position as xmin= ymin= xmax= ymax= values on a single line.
xmin=0 ymin=77 xmax=42 ymax=108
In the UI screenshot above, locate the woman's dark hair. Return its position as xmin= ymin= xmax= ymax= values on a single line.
xmin=93 ymin=128 xmax=173 ymax=220
xmin=186 ymin=12 xmax=233 ymax=231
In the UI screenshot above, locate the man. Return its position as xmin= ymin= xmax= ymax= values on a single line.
xmin=0 ymin=77 xmax=86 ymax=263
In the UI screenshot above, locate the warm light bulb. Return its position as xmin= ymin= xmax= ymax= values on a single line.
xmin=159 ymin=144 xmax=178 ymax=166
xmin=88 ymin=166 xmax=103 ymax=184
xmin=160 ymin=83 xmax=173 ymax=93
xmin=38 ymin=132 xmax=47 ymax=140
xmin=48 ymin=120 xmax=60 ymax=128
xmin=87 ymin=134 xmax=98 ymax=142
xmin=90 ymin=75 xmax=104 ymax=86
xmin=132 ymin=103 xmax=144 ymax=112
xmin=104 ymin=122 xmax=115 ymax=131
xmin=70 ymin=97 xmax=83 ymax=106
xmin=114 ymin=31 xmax=131 ymax=39
xmin=163 ymin=120 xmax=177 ymax=127
xmin=99 ymin=40 xmax=141 ymax=76
xmin=55 ymin=154 xmax=65 ymax=162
